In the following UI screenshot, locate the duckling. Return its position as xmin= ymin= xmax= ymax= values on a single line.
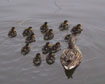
xmin=25 ymin=33 xmax=36 ymax=43
xmin=44 ymin=29 xmax=54 ymax=40
xmin=60 ymin=35 xmax=82 ymax=70
xmin=42 ymin=42 xmax=52 ymax=54
xmin=71 ymin=24 xmax=83 ymax=35
xmin=65 ymin=34 xmax=78 ymax=43
xmin=33 ymin=53 xmax=42 ymax=66
xmin=59 ymin=20 xmax=70 ymax=31
xmin=8 ymin=27 xmax=17 ymax=38
xmin=22 ymin=26 xmax=34 ymax=37
xmin=40 ymin=22 xmax=49 ymax=33
xmin=51 ymin=42 xmax=61 ymax=53
xmin=64 ymin=34 xmax=71 ymax=41
xmin=21 ymin=43 xmax=30 ymax=55
xmin=46 ymin=52 xmax=55 ymax=65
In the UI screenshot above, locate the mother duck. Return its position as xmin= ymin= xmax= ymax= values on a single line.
xmin=60 ymin=35 xmax=82 ymax=70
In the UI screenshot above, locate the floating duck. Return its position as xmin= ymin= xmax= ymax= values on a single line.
xmin=51 ymin=42 xmax=61 ymax=53
xmin=65 ymin=34 xmax=78 ymax=43
xmin=8 ymin=27 xmax=17 ymax=38
xmin=46 ymin=52 xmax=55 ymax=65
xmin=22 ymin=26 xmax=34 ymax=37
xmin=71 ymin=24 xmax=83 ymax=35
xmin=25 ymin=33 xmax=36 ymax=43
xmin=44 ymin=29 xmax=54 ymax=40
xmin=59 ymin=20 xmax=70 ymax=31
xmin=60 ymin=35 xmax=82 ymax=70
xmin=64 ymin=34 xmax=71 ymax=41
xmin=33 ymin=53 xmax=42 ymax=66
xmin=21 ymin=43 xmax=30 ymax=55
xmin=42 ymin=42 xmax=52 ymax=54
xmin=40 ymin=22 xmax=49 ymax=33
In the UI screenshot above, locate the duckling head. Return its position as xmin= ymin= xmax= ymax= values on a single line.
xmin=67 ymin=34 xmax=71 ymax=37
xmin=49 ymin=29 xmax=53 ymax=33
xmin=36 ymin=53 xmax=41 ymax=58
xmin=46 ymin=42 xmax=51 ymax=47
xmin=56 ymin=42 xmax=60 ymax=46
xmin=28 ymin=26 xmax=32 ymax=30
xmin=11 ymin=27 xmax=16 ymax=31
xmin=64 ymin=20 xmax=69 ymax=24
xmin=26 ymin=43 xmax=30 ymax=48
xmin=49 ymin=52 xmax=54 ymax=56
xmin=77 ymin=24 xmax=82 ymax=28
xmin=44 ymin=22 xmax=48 ymax=25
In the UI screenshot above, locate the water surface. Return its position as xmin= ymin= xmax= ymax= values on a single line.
xmin=0 ymin=0 xmax=105 ymax=84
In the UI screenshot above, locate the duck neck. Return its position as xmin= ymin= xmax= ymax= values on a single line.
xmin=68 ymin=39 xmax=75 ymax=49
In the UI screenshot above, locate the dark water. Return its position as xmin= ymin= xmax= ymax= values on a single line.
xmin=0 ymin=0 xmax=105 ymax=84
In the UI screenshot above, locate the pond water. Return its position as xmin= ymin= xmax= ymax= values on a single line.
xmin=0 ymin=0 xmax=105 ymax=84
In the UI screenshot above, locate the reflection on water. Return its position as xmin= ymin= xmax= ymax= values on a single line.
xmin=64 ymin=65 xmax=79 ymax=79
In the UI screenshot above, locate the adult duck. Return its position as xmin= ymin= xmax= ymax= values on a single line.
xmin=60 ymin=35 xmax=82 ymax=70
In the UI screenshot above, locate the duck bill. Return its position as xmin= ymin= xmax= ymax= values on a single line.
xmin=64 ymin=65 xmax=76 ymax=70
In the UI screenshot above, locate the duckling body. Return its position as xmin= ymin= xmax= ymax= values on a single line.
xmin=42 ymin=42 xmax=52 ymax=54
xmin=71 ymin=24 xmax=83 ymax=35
xmin=40 ymin=22 xmax=49 ymax=33
xmin=23 ymin=27 xmax=34 ymax=37
xmin=21 ymin=43 xmax=30 ymax=55
xmin=59 ymin=20 xmax=70 ymax=31
xmin=61 ymin=36 xmax=82 ymax=70
xmin=51 ymin=42 xmax=61 ymax=53
xmin=44 ymin=29 xmax=54 ymax=40
xmin=8 ymin=27 xmax=17 ymax=38
xmin=33 ymin=53 xmax=42 ymax=66
xmin=46 ymin=53 xmax=55 ymax=65
xmin=25 ymin=33 xmax=36 ymax=43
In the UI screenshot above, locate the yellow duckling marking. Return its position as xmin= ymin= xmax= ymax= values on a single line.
xmin=46 ymin=24 xmax=48 ymax=27
xmin=48 ymin=43 xmax=52 ymax=47
xmin=32 ymin=35 xmax=35 ymax=38
xmin=50 ymin=30 xmax=53 ymax=33
xmin=66 ymin=22 xmax=69 ymax=25
xmin=13 ymin=29 xmax=16 ymax=32
xmin=30 ymin=28 xmax=33 ymax=31
xmin=26 ymin=44 xmax=30 ymax=48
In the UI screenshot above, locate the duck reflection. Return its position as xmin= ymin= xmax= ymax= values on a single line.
xmin=64 ymin=65 xmax=79 ymax=79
